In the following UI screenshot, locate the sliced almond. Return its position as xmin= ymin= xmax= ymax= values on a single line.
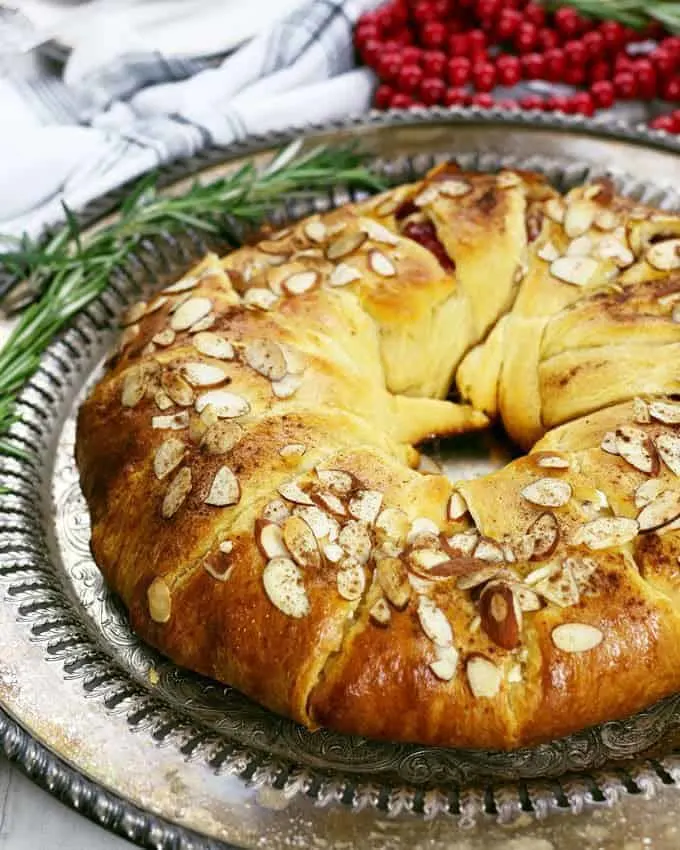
xmin=337 ymin=561 xmax=366 ymax=601
xmin=152 ymin=412 xmax=189 ymax=430
xmin=407 ymin=517 xmax=440 ymax=544
xmin=121 ymin=367 xmax=147 ymax=407
xmin=534 ymin=562 xmax=579 ymax=608
xmin=153 ymin=438 xmax=186 ymax=480
xmin=438 ymin=179 xmax=471 ymax=198
xmin=205 ymin=466 xmax=240 ymax=507
xmin=417 ymin=596 xmax=453 ymax=647
xmin=564 ymin=556 xmax=598 ymax=588
xmin=634 ymin=478 xmax=663 ymax=509
xmin=375 ymin=507 xmax=410 ymax=546
xmin=535 ymin=452 xmax=570 ymax=470
xmin=637 ymin=490 xmax=680 ymax=532
xmin=282 ymin=270 xmax=320 ymax=296
xmin=573 ymin=516 xmax=639 ymax=549
xmin=376 ymin=557 xmax=411 ymax=609
xmin=313 ymin=490 xmax=347 ymax=517
xmin=417 ymin=454 xmax=442 ymax=474
xmin=268 ymin=226 xmax=292 ymax=242
xmin=654 ymin=432 xmax=680 ymax=476
xmin=328 ymin=263 xmax=362 ymax=287
xmin=448 ymin=491 xmax=469 ymax=521
xmin=496 ymin=171 xmax=521 ymax=189
xmin=189 ymin=313 xmax=215 ymax=333
xmin=374 ymin=195 xmax=400 ymax=216
xmin=272 ymin=375 xmax=303 ymax=399
xmin=146 ymin=295 xmax=168 ymax=315
xmin=338 ymin=520 xmax=372 ymax=564
xmin=414 ymin=185 xmax=440 ymax=206
xmin=596 ymin=235 xmax=634 ymax=267
xmin=258 ymin=239 xmax=291 ymax=257
xmin=649 ymin=400 xmax=680 ymax=425
xmin=601 ymin=431 xmax=619 ymax=455
xmin=594 ymin=208 xmax=620 ymax=231
xmin=564 ymin=199 xmax=595 ymax=238
xmin=204 ymin=557 xmax=234 ymax=583
xmin=257 ymin=520 xmax=289 ymax=559
xmin=325 ymin=231 xmax=367 ymax=261
xmin=201 ymin=420 xmax=242 ymax=455
xmin=525 ymin=562 xmax=560 ymax=585
xmin=243 ymin=288 xmax=278 ymax=310
xmin=537 ymin=241 xmax=560 ymax=262
xmin=162 ymin=467 xmax=192 ymax=518
xmin=244 ymin=339 xmax=287 ymax=381
xmin=162 ymin=275 xmax=200 ymax=295
xmin=368 ymin=249 xmax=396 ymax=277
xmin=147 ymin=578 xmax=171 ymax=623
xmin=479 ymin=581 xmax=521 ymax=650
xmin=466 ymin=656 xmax=501 ymax=698
xmin=369 ymin=598 xmax=392 ymax=626
xmin=154 ymin=390 xmax=174 ymax=411
xmin=316 ymin=468 xmax=353 ymax=494
xmin=429 ymin=644 xmax=459 ymax=681
xmin=304 ymin=219 xmax=327 ymax=243
xmin=550 ymin=255 xmax=599 ymax=286
xmin=514 ymin=584 xmax=541 ymax=612
xmin=455 ymin=565 xmax=502 ymax=590
xmin=181 ymin=362 xmax=229 ymax=387
xmin=294 ymin=505 xmax=339 ymax=542
xmin=195 ymin=390 xmax=250 ymax=419
xmin=615 ymin=425 xmax=659 ymax=475
xmin=262 ymin=498 xmax=291 ymax=525
xmin=525 ymin=511 xmax=560 ymax=561
xmin=632 ymin=397 xmax=651 ymax=424
xmin=551 ymin=622 xmax=603 ymax=653
xmin=122 ymin=302 xmax=148 ymax=326
xmin=359 ymin=217 xmax=399 ymax=245
xmin=474 ymin=538 xmax=505 ymax=564
xmin=170 ymin=297 xmax=213 ymax=332
xmin=323 ymin=542 xmax=344 ymax=563
xmin=566 ymin=235 xmax=593 ymax=257
xmin=410 ymin=548 xmax=452 ymax=572
xmin=193 ymin=333 xmax=235 ymax=360
xmin=544 ymin=198 xmax=565 ymax=223
xmin=263 ymin=557 xmax=310 ymax=618
xmin=153 ymin=329 xmax=176 ymax=347
xmin=646 ymin=239 xmax=680 ymax=271
xmin=279 ymin=443 xmax=306 ymax=463
xmin=521 ymin=478 xmax=572 ymax=508
xmin=348 ymin=490 xmax=383 ymax=525
xmin=282 ymin=515 xmax=320 ymax=569
xmin=161 ymin=370 xmax=194 ymax=407
xmin=278 ymin=481 xmax=313 ymax=506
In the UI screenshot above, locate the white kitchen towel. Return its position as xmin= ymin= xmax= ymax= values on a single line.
xmin=0 ymin=0 xmax=382 ymax=241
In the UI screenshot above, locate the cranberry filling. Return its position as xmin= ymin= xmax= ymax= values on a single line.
xmin=402 ymin=219 xmax=455 ymax=272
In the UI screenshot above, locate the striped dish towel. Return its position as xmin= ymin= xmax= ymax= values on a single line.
xmin=0 ymin=0 xmax=382 ymax=242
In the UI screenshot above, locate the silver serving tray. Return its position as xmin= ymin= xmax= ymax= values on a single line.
xmin=3 ymin=110 xmax=680 ymax=850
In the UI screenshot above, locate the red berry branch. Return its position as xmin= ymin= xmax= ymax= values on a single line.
xmin=355 ymin=0 xmax=680 ymax=133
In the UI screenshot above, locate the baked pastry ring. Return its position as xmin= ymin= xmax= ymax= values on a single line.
xmin=76 ymin=163 xmax=680 ymax=749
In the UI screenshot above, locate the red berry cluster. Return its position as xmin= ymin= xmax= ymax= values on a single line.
xmin=355 ymin=0 xmax=680 ymax=130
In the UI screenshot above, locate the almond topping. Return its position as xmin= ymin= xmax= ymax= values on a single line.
xmin=601 ymin=431 xmax=619 ymax=454
xmin=313 ymin=490 xmax=347 ymax=517
xmin=550 ymin=255 xmax=599 ymax=286
xmin=282 ymin=515 xmax=320 ymax=569
xmin=162 ymin=467 xmax=192 ymax=518
xmin=368 ymin=249 xmax=396 ymax=277
xmin=278 ymin=482 xmax=314 ymax=506
xmin=152 ymin=412 xmax=189 ymax=430
xmin=279 ymin=443 xmax=306 ymax=463
xmin=195 ymin=390 xmax=250 ymax=419
xmin=537 ymin=241 xmax=560 ymax=262
xmin=635 ymin=478 xmax=663 ymax=509
xmin=466 ymin=656 xmax=501 ymax=698
xmin=544 ymin=198 xmax=565 ymax=223
xmin=594 ymin=208 xmax=619 ymax=231
xmin=329 ymin=263 xmax=362 ymax=287
xmin=147 ymin=578 xmax=171 ymax=623
xmin=615 ymin=425 xmax=659 ymax=475
xmin=154 ymin=390 xmax=173 ymax=411
xmin=417 ymin=596 xmax=453 ymax=647
xmin=551 ymin=623 xmax=603 ymax=653
xmin=566 ymin=235 xmax=593 ymax=256
xmin=193 ymin=333 xmax=235 ymax=360
xmin=534 ymin=562 xmax=579 ymax=608
xmin=525 ymin=562 xmax=561 ymax=585
xmin=337 ymin=561 xmax=366 ymax=601
xmin=272 ymin=373 xmax=303 ymax=398
xmin=294 ymin=505 xmax=339 ymax=542
xmin=258 ymin=240 xmax=291 ymax=257
xmin=181 ymin=362 xmax=229 ymax=387
xmin=632 ymin=397 xmax=651 ymax=424
xmin=573 ymin=516 xmax=639 ymax=549
xmin=479 ymin=581 xmax=522 ymax=650
xmin=446 ymin=530 xmax=479 ymax=556
xmin=283 ymin=270 xmax=320 ymax=296
xmin=243 ymin=288 xmax=278 ymax=310
xmin=359 ymin=217 xmax=400 ymax=245
xmin=257 ymin=521 xmax=289 ymax=560
xmin=564 ymin=199 xmax=595 ymax=237
xmin=414 ymin=186 xmax=440 ymax=206
xmin=153 ymin=329 xmax=176 ymax=347
xmin=189 ymin=313 xmax=215 ymax=333
xmin=474 ymin=538 xmax=505 ymax=564
xmin=316 ymin=468 xmax=353 ymax=493
xmin=376 ymin=557 xmax=411 ymax=609
xmin=121 ymin=367 xmax=147 ymax=407
xmin=410 ymin=548 xmax=452 ymax=572
xmin=521 ymin=478 xmax=572 ymax=508
xmin=407 ymin=517 xmax=440 ymax=544
xmin=535 ymin=453 xmax=570 ymax=469
xmin=525 ymin=511 xmax=560 ymax=560
xmin=375 ymin=507 xmax=410 ymax=545
xmin=263 ymin=557 xmax=309 ymax=618
xmin=304 ymin=220 xmax=327 ymax=243
xmin=448 ymin=491 xmax=469 ymax=521
xmin=323 ymin=542 xmax=344 ymax=563
xmin=153 ymin=438 xmax=186 ymax=480
xmin=649 ymin=400 xmax=680 ymax=424
xmin=496 ymin=171 xmax=521 ymax=189
xmin=596 ymin=236 xmax=634 ymax=267
xmin=438 ymin=179 xmax=471 ymax=198
xmin=637 ymin=490 xmax=680 ymax=532
xmin=262 ymin=498 xmax=291 ymax=525
xmin=369 ymin=598 xmax=391 ymax=626
xmin=170 ymin=297 xmax=213 ymax=331
xmin=429 ymin=644 xmax=459 ymax=681
xmin=654 ymin=432 xmax=680 ymax=476
xmin=122 ymin=302 xmax=148 ymax=326
xmin=456 ymin=565 xmax=503 ymax=591
xmin=375 ymin=195 xmax=400 ymax=216
xmin=200 ymin=420 xmax=242 ymax=455
xmin=161 ymin=370 xmax=194 ymax=407
xmin=348 ymin=490 xmax=383 ymax=525
xmin=338 ymin=520 xmax=372 ymax=564
xmin=162 ymin=275 xmax=200 ymax=295
xmin=646 ymin=238 xmax=680 ymax=271
xmin=326 ymin=231 xmax=367 ymax=261
xmin=205 ymin=466 xmax=240 ymax=507
xmin=244 ymin=339 xmax=287 ymax=382
xmin=515 ymin=585 xmax=541 ymax=612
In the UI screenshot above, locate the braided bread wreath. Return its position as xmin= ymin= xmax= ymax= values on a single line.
xmin=75 ymin=160 xmax=680 ymax=751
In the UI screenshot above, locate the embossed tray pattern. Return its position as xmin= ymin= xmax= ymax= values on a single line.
xmin=2 ymin=111 xmax=680 ymax=849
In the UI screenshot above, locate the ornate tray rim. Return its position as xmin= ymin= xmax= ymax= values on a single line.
xmin=3 ymin=107 xmax=680 ymax=850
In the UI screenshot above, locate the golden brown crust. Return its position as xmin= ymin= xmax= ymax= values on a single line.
xmin=77 ymin=165 xmax=680 ymax=750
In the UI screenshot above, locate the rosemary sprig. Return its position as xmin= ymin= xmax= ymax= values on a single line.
xmin=544 ymin=0 xmax=680 ymax=32
xmin=0 ymin=140 xmax=383 ymax=458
